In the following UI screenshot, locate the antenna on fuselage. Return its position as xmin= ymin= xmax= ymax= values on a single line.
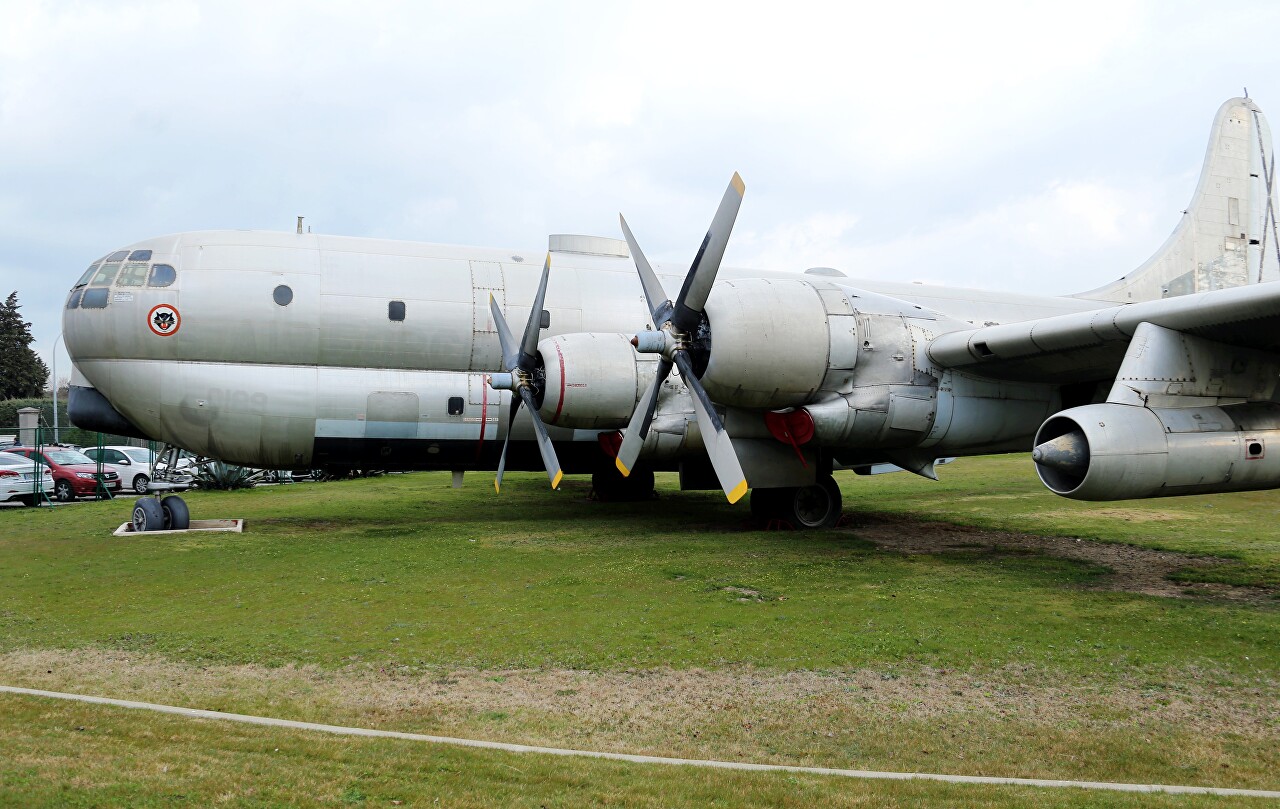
xmin=296 ymin=216 xmax=304 ymax=234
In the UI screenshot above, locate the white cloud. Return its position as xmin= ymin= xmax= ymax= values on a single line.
xmin=3 ymin=0 xmax=1280 ymax=373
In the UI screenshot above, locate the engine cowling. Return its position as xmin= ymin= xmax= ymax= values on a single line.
xmin=538 ymin=332 xmax=654 ymax=429
xmin=700 ymin=278 xmax=847 ymax=409
xmin=1033 ymin=402 xmax=1280 ymax=500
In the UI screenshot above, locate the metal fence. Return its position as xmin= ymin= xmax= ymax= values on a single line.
xmin=2 ymin=418 xmax=119 ymax=504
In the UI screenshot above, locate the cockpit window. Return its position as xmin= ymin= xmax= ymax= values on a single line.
xmin=148 ymin=264 xmax=176 ymax=287
xmin=66 ymin=289 xmax=83 ymax=310
xmin=128 ymin=249 xmax=153 ymax=261
xmin=117 ymin=261 xmax=150 ymax=287
xmin=106 ymin=250 xmax=129 ymax=261
xmin=90 ymin=261 xmax=122 ymax=286
xmin=75 ymin=260 xmax=103 ymax=288
xmin=81 ymin=288 xmax=109 ymax=308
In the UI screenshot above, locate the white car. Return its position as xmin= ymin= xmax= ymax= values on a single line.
xmin=0 ymin=452 xmax=55 ymax=506
xmin=82 ymin=445 xmax=194 ymax=495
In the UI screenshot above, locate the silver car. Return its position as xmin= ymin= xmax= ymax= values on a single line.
xmin=0 ymin=452 xmax=55 ymax=506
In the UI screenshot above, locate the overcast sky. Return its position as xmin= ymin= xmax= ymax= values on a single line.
xmin=4 ymin=0 xmax=1280 ymax=379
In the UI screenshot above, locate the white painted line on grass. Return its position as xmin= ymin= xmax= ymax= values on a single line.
xmin=3 ymin=685 xmax=1278 ymax=799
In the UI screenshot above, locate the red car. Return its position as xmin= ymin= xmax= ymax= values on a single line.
xmin=2 ymin=447 xmax=121 ymax=502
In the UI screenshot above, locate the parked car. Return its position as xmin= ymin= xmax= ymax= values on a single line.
xmin=82 ymin=445 xmax=197 ymax=494
xmin=0 ymin=452 xmax=55 ymax=506
xmin=1 ymin=447 xmax=121 ymax=501
xmin=85 ymin=445 xmax=151 ymax=494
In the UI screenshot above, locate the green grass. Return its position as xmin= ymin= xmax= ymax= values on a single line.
xmin=0 ymin=466 xmax=1275 ymax=675
xmin=846 ymin=454 xmax=1280 ymax=587
xmin=0 ymin=458 xmax=1277 ymax=802
xmin=0 ymin=695 xmax=1265 ymax=808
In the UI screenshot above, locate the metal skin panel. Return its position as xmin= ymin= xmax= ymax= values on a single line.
xmin=1034 ymin=402 xmax=1280 ymax=500
xmin=538 ymin=332 xmax=652 ymax=430
xmin=700 ymin=278 xmax=831 ymax=409
xmin=922 ymin=371 xmax=1059 ymax=454
xmin=1107 ymin=321 xmax=1280 ymax=407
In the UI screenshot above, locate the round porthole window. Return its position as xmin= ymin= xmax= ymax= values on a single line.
xmin=273 ymin=284 xmax=293 ymax=306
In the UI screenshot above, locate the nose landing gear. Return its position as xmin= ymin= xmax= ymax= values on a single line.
xmin=128 ymin=443 xmax=192 ymax=532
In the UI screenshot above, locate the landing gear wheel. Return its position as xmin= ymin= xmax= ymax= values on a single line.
xmin=161 ymin=495 xmax=190 ymax=530
xmin=54 ymin=480 xmax=74 ymax=502
xmin=132 ymin=498 xmax=164 ymax=532
xmin=750 ymin=487 xmax=779 ymax=521
xmin=591 ymin=464 xmax=655 ymax=502
xmin=759 ymin=476 xmax=843 ymax=529
xmin=133 ymin=474 xmax=150 ymax=495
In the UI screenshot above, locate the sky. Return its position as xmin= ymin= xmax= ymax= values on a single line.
xmin=3 ymin=0 xmax=1280 ymax=381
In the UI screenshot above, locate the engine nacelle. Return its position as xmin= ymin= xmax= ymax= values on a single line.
xmin=1033 ymin=402 xmax=1280 ymax=500
xmin=538 ymin=332 xmax=653 ymax=429
xmin=701 ymin=278 xmax=850 ymax=409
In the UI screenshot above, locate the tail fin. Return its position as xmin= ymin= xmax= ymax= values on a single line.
xmin=1074 ymin=96 xmax=1280 ymax=303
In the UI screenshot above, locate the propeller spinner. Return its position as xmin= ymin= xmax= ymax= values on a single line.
xmin=615 ymin=173 xmax=749 ymax=503
xmin=487 ymin=254 xmax=563 ymax=492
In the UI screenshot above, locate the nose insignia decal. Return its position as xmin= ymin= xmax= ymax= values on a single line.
xmin=147 ymin=304 xmax=181 ymax=336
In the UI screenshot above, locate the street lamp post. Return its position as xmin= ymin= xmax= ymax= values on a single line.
xmin=51 ymin=332 xmax=64 ymax=445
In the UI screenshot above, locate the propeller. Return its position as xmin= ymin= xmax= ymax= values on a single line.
xmin=615 ymin=173 xmax=748 ymax=504
xmin=487 ymin=253 xmax=563 ymax=493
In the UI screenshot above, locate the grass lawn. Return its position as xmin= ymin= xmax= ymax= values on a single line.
xmin=0 ymin=456 xmax=1276 ymax=803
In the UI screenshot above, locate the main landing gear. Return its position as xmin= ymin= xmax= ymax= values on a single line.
xmin=591 ymin=462 xmax=656 ymax=502
xmin=750 ymin=474 xmax=843 ymax=529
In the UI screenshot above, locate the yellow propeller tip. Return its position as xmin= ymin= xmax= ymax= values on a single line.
xmin=731 ymin=172 xmax=745 ymax=195
xmin=551 ymin=470 xmax=563 ymax=489
xmin=727 ymin=479 xmax=749 ymax=504
xmin=494 ymin=480 xmax=500 ymax=494
xmin=615 ymin=458 xmax=631 ymax=477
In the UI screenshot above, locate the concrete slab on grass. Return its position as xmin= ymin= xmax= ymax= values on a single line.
xmin=113 ymin=519 xmax=244 ymax=537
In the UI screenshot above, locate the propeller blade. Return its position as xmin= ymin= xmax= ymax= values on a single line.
xmin=489 ymin=294 xmax=520 ymax=371
xmin=615 ymin=357 xmax=673 ymax=476
xmin=620 ymin=214 xmax=672 ymax=326
xmin=518 ymin=386 xmax=563 ymax=489
xmin=494 ymin=392 xmax=523 ymax=493
xmin=672 ymin=172 xmax=744 ymax=333
xmin=673 ymin=350 xmax=747 ymax=504
xmin=519 ymin=254 xmax=551 ymax=367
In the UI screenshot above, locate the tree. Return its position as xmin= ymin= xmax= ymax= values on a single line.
xmin=0 ymin=291 xmax=49 ymax=400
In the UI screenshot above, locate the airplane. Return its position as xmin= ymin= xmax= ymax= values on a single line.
xmin=62 ymin=96 xmax=1280 ymax=530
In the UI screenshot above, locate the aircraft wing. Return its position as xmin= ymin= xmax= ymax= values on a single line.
xmin=926 ymin=282 xmax=1280 ymax=383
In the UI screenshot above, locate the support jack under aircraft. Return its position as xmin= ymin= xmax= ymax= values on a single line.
xmin=63 ymin=96 xmax=1280 ymax=529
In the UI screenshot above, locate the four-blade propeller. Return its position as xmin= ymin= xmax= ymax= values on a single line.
xmin=487 ymin=253 xmax=563 ymax=493
xmin=615 ymin=173 xmax=749 ymax=503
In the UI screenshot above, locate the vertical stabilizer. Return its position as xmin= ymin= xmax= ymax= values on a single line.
xmin=1075 ymin=97 xmax=1280 ymax=303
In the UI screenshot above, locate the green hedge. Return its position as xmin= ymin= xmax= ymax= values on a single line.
xmin=0 ymin=397 xmax=135 ymax=447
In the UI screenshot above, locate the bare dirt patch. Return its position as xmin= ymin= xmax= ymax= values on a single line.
xmin=849 ymin=513 xmax=1276 ymax=604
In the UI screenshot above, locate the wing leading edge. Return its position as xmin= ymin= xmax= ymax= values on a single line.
xmin=927 ymin=281 xmax=1280 ymax=384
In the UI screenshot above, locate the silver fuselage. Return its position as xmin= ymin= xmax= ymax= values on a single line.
xmin=63 ymin=229 xmax=1099 ymax=472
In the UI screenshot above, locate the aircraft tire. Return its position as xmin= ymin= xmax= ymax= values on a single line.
xmin=749 ymin=487 xmax=780 ymax=521
xmin=592 ymin=464 xmax=655 ymax=502
xmin=161 ymin=495 xmax=190 ymax=531
xmin=132 ymin=498 xmax=164 ymax=532
xmin=771 ymin=476 xmax=842 ymax=529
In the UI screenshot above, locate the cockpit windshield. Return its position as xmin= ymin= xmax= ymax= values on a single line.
xmin=74 ymin=260 xmax=104 ymax=288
